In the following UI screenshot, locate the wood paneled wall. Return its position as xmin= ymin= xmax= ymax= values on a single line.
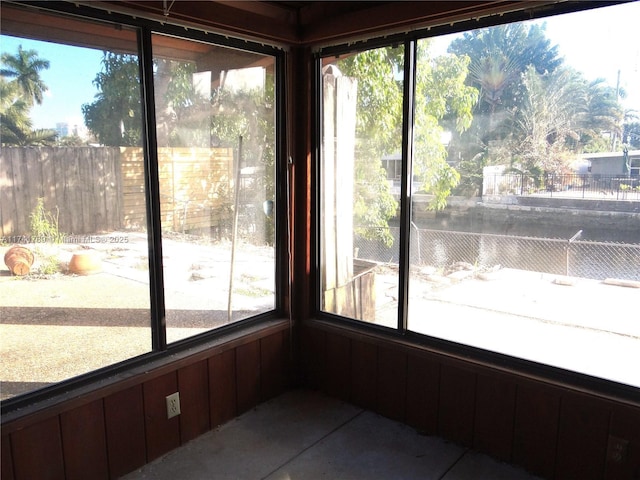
xmin=301 ymin=322 xmax=640 ymax=480
xmin=1 ymin=326 xmax=289 ymax=480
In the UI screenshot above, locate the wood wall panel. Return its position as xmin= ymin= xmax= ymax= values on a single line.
xmin=11 ymin=416 xmax=65 ymax=480
xmin=60 ymin=400 xmax=108 ymax=480
xmin=236 ymin=340 xmax=261 ymax=414
xmin=325 ymin=331 xmax=351 ymax=401
xmin=301 ymin=323 xmax=640 ymax=480
xmin=473 ymin=373 xmax=516 ymax=462
xmin=438 ymin=363 xmax=476 ymax=447
xmin=350 ymin=339 xmax=377 ymax=410
xmin=261 ymin=331 xmax=287 ymax=401
xmin=301 ymin=327 xmax=327 ymax=391
xmin=377 ymin=346 xmax=406 ymax=422
xmin=143 ymin=373 xmax=181 ymax=462
xmin=555 ymin=393 xmax=610 ymax=480
xmin=1 ymin=434 xmax=14 ymax=480
xmin=209 ymin=349 xmax=238 ymax=428
xmin=512 ymin=383 xmax=560 ymax=479
xmin=2 ymin=323 xmax=290 ymax=480
xmin=405 ymin=354 xmax=439 ymax=435
xmin=104 ymin=385 xmax=147 ymax=479
xmin=178 ymin=360 xmax=211 ymax=443
xmin=605 ymin=404 xmax=640 ymax=480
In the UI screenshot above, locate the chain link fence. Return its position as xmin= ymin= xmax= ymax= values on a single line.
xmin=355 ymin=227 xmax=640 ymax=281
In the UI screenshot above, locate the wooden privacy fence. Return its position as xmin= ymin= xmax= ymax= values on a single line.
xmin=0 ymin=146 xmax=234 ymax=237
xmin=1 ymin=147 xmax=122 ymax=237
xmin=121 ymin=147 xmax=234 ymax=233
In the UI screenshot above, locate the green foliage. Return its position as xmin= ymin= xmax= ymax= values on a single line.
xmin=0 ymin=45 xmax=50 ymax=106
xmin=29 ymin=198 xmax=64 ymax=243
xmin=413 ymin=42 xmax=477 ymax=209
xmin=0 ymin=49 xmax=56 ymax=146
xmin=449 ymin=22 xmax=562 ymax=119
xmin=448 ymin=21 xmax=627 ymax=192
xmin=82 ymin=53 xmax=142 ymax=146
xmin=208 ymin=71 xmax=276 ymax=244
xmin=425 ymin=164 xmax=460 ymax=211
xmin=333 ymin=42 xmax=477 ymax=241
xmin=25 ymin=198 xmax=64 ymax=276
xmin=448 ymin=22 xmax=564 ymax=189
xmin=353 ymin=153 xmax=398 ymax=246
xmin=34 ymin=253 xmax=61 ymax=276
xmin=337 ymin=47 xmax=404 ymax=153
xmin=56 ymin=135 xmax=87 ymax=147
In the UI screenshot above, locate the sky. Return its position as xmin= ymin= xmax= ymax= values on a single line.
xmin=0 ymin=35 xmax=103 ymax=130
xmin=535 ymin=2 xmax=640 ymax=114
xmin=1 ymin=1 xmax=639 ymax=131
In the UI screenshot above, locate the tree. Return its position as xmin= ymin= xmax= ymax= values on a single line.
xmin=449 ymin=23 xmax=562 ymax=117
xmin=413 ymin=42 xmax=477 ymax=209
xmin=447 ymin=22 xmax=563 ymax=195
xmin=82 ymin=53 xmax=211 ymax=147
xmin=508 ymin=66 xmax=587 ymax=176
xmin=0 ymin=79 xmax=30 ymax=143
xmin=580 ymin=78 xmax=624 ymax=152
xmin=0 ymin=54 xmax=56 ymax=146
xmin=334 ymin=47 xmax=404 ymax=245
xmin=82 ymin=53 xmax=142 ymax=146
xmin=208 ymin=71 xmax=277 ymax=243
xmin=0 ymin=45 xmax=50 ymax=106
xmin=332 ymin=43 xmax=477 ymax=243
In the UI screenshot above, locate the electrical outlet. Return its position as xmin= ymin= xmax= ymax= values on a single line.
xmin=607 ymin=435 xmax=629 ymax=463
xmin=166 ymin=392 xmax=181 ymax=419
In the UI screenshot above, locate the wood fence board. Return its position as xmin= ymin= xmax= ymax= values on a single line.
xmin=0 ymin=149 xmax=14 ymax=236
xmin=1 ymin=147 xmax=234 ymax=236
xmin=11 ymin=150 xmax=27 ymax=235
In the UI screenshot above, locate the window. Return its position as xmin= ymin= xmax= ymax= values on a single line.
xmin=318 ymin=2 xmax=640 ymax=388
xmin=0 ymin=4 xmax=281 ymax=404
xmin=151 ymin=34 xmax=277 ymax=343
xmin=319 ymin=47 xmax=403 ymax=327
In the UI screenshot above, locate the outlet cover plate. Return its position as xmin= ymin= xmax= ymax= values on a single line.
xmin=166 ymin=392 xmax=181 ymax=419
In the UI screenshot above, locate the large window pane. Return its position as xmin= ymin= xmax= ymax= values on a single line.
xmin=151 ymin=34 xmax=276 ymax=343
xmin=407 ymin=3 xmax=640 ymax=387
xmin=0 ymin=8 xmax=151 ymax=400
xmin=320 ymin=47 xmax=403 ymax=327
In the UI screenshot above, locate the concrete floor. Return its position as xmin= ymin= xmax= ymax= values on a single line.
xmin=122 ymin=390 xmax=542 ymax=480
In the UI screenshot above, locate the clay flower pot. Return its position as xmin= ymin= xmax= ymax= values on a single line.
xmin=69 ymin=251 xmax=102 ymax=275
xmin=4 ymin=245 xmax=35 ymax=276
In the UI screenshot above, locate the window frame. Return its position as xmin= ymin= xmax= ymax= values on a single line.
xmin=0 ymin=1 xmax=287 ymax=414
xmin=313 ymin=0 xmax=639 ymax=401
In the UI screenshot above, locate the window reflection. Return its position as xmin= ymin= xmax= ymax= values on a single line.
xmin=152 ymin=34 xmax=276 ymax=343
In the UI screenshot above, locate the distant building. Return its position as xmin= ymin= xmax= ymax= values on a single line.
xmin=55 ymin=121 xmax=89 ymax=140
xmin=579 ymin=150 xmax=640 ymax=177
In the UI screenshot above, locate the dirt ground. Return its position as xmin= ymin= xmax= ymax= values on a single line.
xmin=0 ymin=232 xmax=275 ymax=400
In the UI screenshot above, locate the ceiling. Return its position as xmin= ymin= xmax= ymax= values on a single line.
xmin=95 ymin=1 xmax=531 ymax=47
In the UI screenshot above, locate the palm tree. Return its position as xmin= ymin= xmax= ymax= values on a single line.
xmin=0 ymin=45 xmax=50 ymax=106
xmin=511 ymin=66 xmax=586 ymax=174
xmin=0 ymin=78 xmax=56 ymax=146
xmin=0 ymin=79 xmax=31 ymax=139
xmin=581 ymin=79 xmax=624 ymax=152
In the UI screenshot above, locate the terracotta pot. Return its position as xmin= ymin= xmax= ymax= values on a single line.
xmin=4 ymin=245 xmax=34 ymax=276
xmin=69 ymin=251 xmax=102 ymax=275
